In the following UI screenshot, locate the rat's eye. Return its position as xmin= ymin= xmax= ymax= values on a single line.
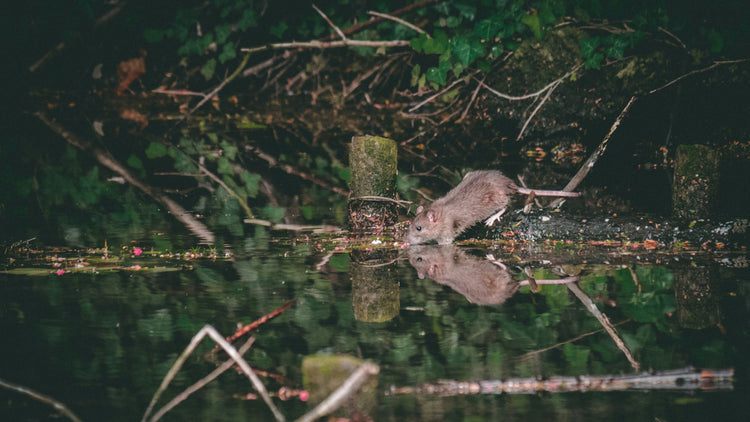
xmin=416 ymin=226 xmax=422 ymax=232
xmin=416 ymin=257 xmax=422 ymax=262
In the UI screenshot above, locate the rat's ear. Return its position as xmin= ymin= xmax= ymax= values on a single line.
xmin=426 ymin=209 xmax=439 ymax=222
xmin=416 ymin=205 xmax=424 ymax=214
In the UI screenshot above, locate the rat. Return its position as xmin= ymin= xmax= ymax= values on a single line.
xmin=405 ymin=170 xmax=580 ymax=244
xmin=407 ymin=245 xmax=580 ymax=305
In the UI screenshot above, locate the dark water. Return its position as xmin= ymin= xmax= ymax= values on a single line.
xmin=1 ymin=231 xmax=748 ymax=421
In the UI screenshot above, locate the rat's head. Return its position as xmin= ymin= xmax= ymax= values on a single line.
xmin=405 ymin=204 xmax=452 ymax=244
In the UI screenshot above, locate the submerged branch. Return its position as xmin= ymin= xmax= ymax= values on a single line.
xmin=142 ymin=325 xmax=284 ymax=422
xmin=148 ymin=336 xmax=257 ymax=422
xmin=296 ymin=363 xmax=380 ymax=422
xmin=390 ymin=367 xmax=734 ymax=396
xmin=0 ymin=377 xmax=83 ymax=422
xmin=567 ymin=281 xmax=640 ymax=371
xmin=35 ymin=112 xmax=216 ymax=244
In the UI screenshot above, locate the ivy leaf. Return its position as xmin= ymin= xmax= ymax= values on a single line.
xmin=580 ymin=37 xmax=601 ymax=58
xmin=217 ymin=157 xmax=232 ymax=175
xmin=585 ymin=52 xmax=604 ymax=69
xmin=521 ymin=10 xmax=543 ymax=40
xmin=474 ymin=17 xmax=504 ymax=40
xmin=451 ymin=35 xmax=485 ymax=67
xmin=215 ymin=23 xmax=232 ymax=45
xmin=219 ymin=43 xmax=236 ymax=64
xmin=145 ymin=142 xmax=168 ymax=159
xmin=237 ymin=9 xmax=257 ymax=31
xmin=426 ymin=66 xmax=447 ymax=86
xmin=240 ymin=171 xmax=261 ymax=198
xmin=201 ymin=58 xmax=216 ymax=80
xmin=270 ymin=21 xmax=288 ymax=39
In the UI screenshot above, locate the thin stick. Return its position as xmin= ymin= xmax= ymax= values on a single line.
xmin=549 ymin=95 xmax=637 ymax=208
xmin=460 ymin=73 xmax=487 ymax=121
xmin=35 ymin=112 xmax=216 ymax=244
xmin=295 ymin=363 xmax=380 ymax=422
xmin=516 ymin=79 xmax=561 ymax=141
xmin=141 ymin=325 xmax=285 ymax=422
xmin=367 ymin=11 xmax=428 ymax=36
xmin=479 ymin=64 xmax=580 ymax=101
xmin=408 ymin=76 xmax=469 ymax=112
xmin=187 ymin=53 xmax=251 ymax=117
xmin=243 ymin=144 xmax=349 ymax=196
xmin=148 ymin=336 xmax=257 ymax=422
xmin=242 ymin=39 xmax=410 ymax=55
xmin=198 ymin=164 xmax=255 ymax=219
xmin=225 ymin=299 xmax=296 ymax=344
xmin=313 ymin=5 xmax=347 ymax=40
xmin=0 ymin=377 xmax=83 ymax=422
xmin=649 ymin=58 xmax=750 ymax=95
xmin=517 ymin=319 xmax=631 ymax=360
xmin=567 ymin=282 xmax=640 ymax=371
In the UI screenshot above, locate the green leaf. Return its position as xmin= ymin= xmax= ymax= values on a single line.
xmin=215 ymin=23 xmax=232 ymax=45
xmin=426 ymin=65 xmax=448 ymax=86
xmin=580 ymin=37 xmax=601 ymax=58
xmin=451 ymin=35 xmax=485 ymax=67
xmin=127 ymin=154 xmax=144 ymax=170
xmin=475 ymin=18 xmax=504 ymax=40
xmin=217 ymin=157 xmax=232 ymax=175
xmin=270 ymin=21 xmax=288 ymax=39
xmin=238 ymin=9 xmax=257 ymax=31
xmin=262 ymin=205 xmax=286 ymax=223
xmin=584 ymin=52 xmax=604 ymax=69
xmin=219 ymin=43 xmax=236 ymax=64
xmin=145 ymin=142 xmax=168 ymax=159
xmin=201 ymin=58 xmax=217 ymax=80
xmin=521 ymin=10 xmax=543 ymax=40
xmin=240 ymin=171 xmax=260 ymax=198
xmin=143 ymin=28 xmax=165 ymax=43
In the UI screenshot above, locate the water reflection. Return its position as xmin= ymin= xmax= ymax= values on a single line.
xmin=407 ymin=245 xmax=578 ymax=306
xmin=0 ymin=238 xmax=748 ymax=421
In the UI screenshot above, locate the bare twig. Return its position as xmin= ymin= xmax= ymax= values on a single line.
xmin=0 ymin=377 xmax=83 ymax=422
xmin=141 ymin=325 xmax=285 ymax=422
xmin=351 ymin=195 xmax=413 ymax=207
xmin=313 ymin=5 xmax=347 ymax=40
xmin=459 ymin=73 xmax=487 ymax=121
xmin=296 ymin=363 xmax=380 ymax=422
xmin=367 ymin=11 xmax=428 ymax=36
xmin=151 ymin=88 xmax=207 ymax=97
xmin=243 ymin=144 xmax=349 ymax=196
xmin=479 ymin=64 xmax=581 ymax=101
xmin=648 ymin=58 xmax=750 ymax=95
xmin=198 ymin=164 xmax=255 ymax=219
xmin=516 ymin=79 xmax=561 ymax=141
xmin=187 ymin=53 xmax=251 ymax=117
xmin=567 ymin=282 xmax=640 ymax=371
xmin=35 ymin=112 xmax=216 ymax=244
xmin=29 ymin=1 xmax=126 ymax=72
xmin=408 ymin=74 xmax=473 ymax=112
xmin=516 ymin=319 xmax=631 ymax=360
xmin=549 ymin=95 xmax=637 ymax=208
xmin=321 ymin=0 xmax=438 ymax=41
xmin=241 ymin=39 xmax=410 ymax=54
xmin=148 ymin=336 xmax=257 ymax=422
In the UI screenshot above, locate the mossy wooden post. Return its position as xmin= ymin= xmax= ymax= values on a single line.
xmin=348 ymin=135 xmax=398 ymax=232
xmin=672 ymin=144 xmax=719 ymax=220
xmin=302 ymin=355 xmax=377 ymax=418
xmin=350 ymin=249 xmax=400 ymax=322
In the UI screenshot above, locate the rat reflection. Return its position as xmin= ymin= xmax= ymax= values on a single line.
xmin=407 ymin=245 xmax=578 ymax=306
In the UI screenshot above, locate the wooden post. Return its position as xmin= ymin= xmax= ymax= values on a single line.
xmin=347 ymin=135 xmax=398 ymax=232
xmin=672 ymin=144 xmax=719 ymax=221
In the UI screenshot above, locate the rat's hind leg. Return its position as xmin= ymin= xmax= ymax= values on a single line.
xmin=484 ymin=208 xmax=506 ymax=226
